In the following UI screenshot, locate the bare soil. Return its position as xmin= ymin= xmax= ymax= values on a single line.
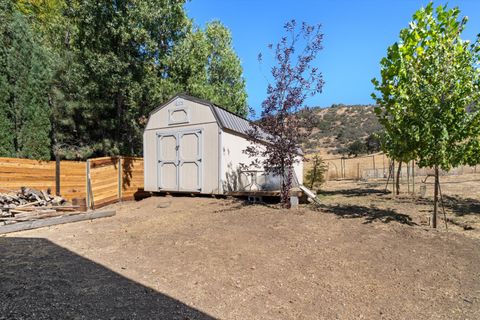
xmin=320 ymin=173 xmax=480 ymax=239
xmin=1 ymin=190 xmax=480 ymax=319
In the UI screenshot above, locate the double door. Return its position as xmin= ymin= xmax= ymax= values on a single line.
xmin=157 ymin=130 xmax=202 ymax=192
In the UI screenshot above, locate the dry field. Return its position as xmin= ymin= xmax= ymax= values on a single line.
xmin=1 ymin=185 xmax=480 ymax=319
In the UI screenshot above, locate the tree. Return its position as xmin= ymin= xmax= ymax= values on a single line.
xmin=0 ymin=73 xmax=15 ymax=157
xmin=365 ymin=133 xmax=381 ymax=154
xmin=18 ymin=45 xmax=53 ymax=160
xmin=68 ymin=0 xmax=190 ymax=156
xmin=347 ymin=140 xmax=367 ymax=157
xmin=167 ymin=21 xmax=248 ymax=116
xmin=1 ymin=1 xmax=248 ymax=160
xmin=245 ymin=20 xmax=324 ymax=207
xmin=0 ymin=1 xmax=15 ymax=157
xmin=372 ymin=2 xmax=480 ymax=227
xmin=0 ymin=2 xmax=53 ymax=160
xmin=305 ymin=154 xmax=327 ymax=190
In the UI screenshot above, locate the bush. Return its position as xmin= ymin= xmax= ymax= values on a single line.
xmin=305 ymin=154 xmax=327 ymax=189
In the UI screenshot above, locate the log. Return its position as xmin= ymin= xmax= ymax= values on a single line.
xmin=0 ymin=210 xmax=116 ymax=234
xmin=17 ymin=200 xmax=41 ymax=208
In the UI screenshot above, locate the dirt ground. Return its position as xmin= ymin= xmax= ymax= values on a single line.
xmin=320 ymin=173 xmax=480 ymax=239
xmin=1 ymin=184 xmax=480 ymax=319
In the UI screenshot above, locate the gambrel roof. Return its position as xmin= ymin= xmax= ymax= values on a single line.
xmin=149 ymin=94 xmax=303 ymax=154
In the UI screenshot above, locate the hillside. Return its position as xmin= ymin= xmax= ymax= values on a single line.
xmin=302 ymin=104 xmax=383 ymax=155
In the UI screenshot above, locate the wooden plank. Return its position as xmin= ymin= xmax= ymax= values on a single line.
xmin=0 ymin=157 xmax=54 ymax=164
xmin=92 ymin=197 xmax=120 ymax=209
xmin=90 ymin=157 xmax=119 ymax=168
xmin=91 ymin=174 xmax=117 ymax=182
xmin=91 ymin=182 xmax=118 ymax=193
xmin=91 ymin=166 xmax=119 ymax=175
xmin=93 ymin=192 xmax=118 ymax=203
xmin=0 ymin=210 xmax=116 ymax=234
xmin=93 ymin=189 xmax=118 ymax=200
xmin=0 ymin=162 xmax=55 ymax=169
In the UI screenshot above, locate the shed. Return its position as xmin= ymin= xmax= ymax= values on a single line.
xmin=143 ymin=94 xmax=303 ymax=195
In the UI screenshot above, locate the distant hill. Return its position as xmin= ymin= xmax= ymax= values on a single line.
xmin=301 ymin=104 xmax=383 ymax=155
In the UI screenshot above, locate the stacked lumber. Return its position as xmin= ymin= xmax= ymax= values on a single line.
xmin=0 ymin=187 xmax=79 ymax=225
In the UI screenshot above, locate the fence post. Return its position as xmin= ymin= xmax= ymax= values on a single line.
xmin=407 ymin=161 xmax=410 ymax=193
xmin=372 ymin=155 xmax=376 ymax=178
xmin=341 ymin=158 xmax=344 ymax=179
xmin=382 ymin=154 xmax=385 ymax=178
xmin=55 ymin=155 xmax=61 ymax=196
xmin=118 ymin=157 xmax=122 ymax=201
xmin=357 ymin=163 xmax=360 ymax=180
xmin=86 ymin=159 xmax=92 ymax=210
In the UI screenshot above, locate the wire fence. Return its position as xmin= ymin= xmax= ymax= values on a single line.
xmin=320 ymin=153 xmax=479 ymax=181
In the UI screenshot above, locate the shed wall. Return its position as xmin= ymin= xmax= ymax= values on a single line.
xmin=221 ymin=131 xmax=304 ymax=192
xmin=144 ymin=98 xmax=219 ymax=193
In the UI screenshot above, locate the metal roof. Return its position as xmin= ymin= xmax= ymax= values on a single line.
xmin=212 ymin=105 xmax=254 ymax=136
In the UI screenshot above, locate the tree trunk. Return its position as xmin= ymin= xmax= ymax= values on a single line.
xmin=392 ymin=160 xmax=395 ymax=195
xmin=396 ymin=161 xmax=402 ymax=195
xmin=115 ymin=93 xmax=124 ymax=151
xmin=412 ymin=161 xmax=415 ymax=194
xmin=432 ymin=166 xmax=439 ymax=228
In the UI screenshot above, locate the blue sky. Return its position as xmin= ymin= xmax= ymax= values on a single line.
xmin=186 ymin=0 xmax=480 ymax=112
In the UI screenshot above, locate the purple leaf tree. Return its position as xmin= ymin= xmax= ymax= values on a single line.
xmin=245 ymin=20 xmax=324 ymax=207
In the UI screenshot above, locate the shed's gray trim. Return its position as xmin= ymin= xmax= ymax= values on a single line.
xmin=218 ymin=127 xmax=223 ymax=194
xmin=168 ymin=106 xmax=190 ymax=125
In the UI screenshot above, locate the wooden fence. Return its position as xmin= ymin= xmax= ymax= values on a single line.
xmin=0 ymin=156 xmax=144 ymax=209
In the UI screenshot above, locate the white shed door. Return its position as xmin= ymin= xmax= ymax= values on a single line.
xmin=157 ymin=130 xmax=202 ymax=192
xmin=158 ymin=134 xmax=178 ymax=190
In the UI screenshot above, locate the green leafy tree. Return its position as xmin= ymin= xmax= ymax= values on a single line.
xmin=347 ymin=140 xmax=367 ymax=157
xmin=366 ymin=133 xmax=381 ymax=154
xmin=69 ymin=0 xmax=190 ymax=156
xmin=2 ymin=0 xmax=248 ymax=160
xmin=373 ymin=2 xmax=480 ymax=227
xmin=167 ymin=21 xmax=248 ymax=116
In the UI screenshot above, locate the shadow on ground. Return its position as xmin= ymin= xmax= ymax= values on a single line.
xmin=319 ymin=188 xmax=388 ymax=198
xmin=317 ymin=203 xmax=416 ymax=225
xmin=441 ymin=195 xmax=480 ymax=216
xmin=396 ymin=194 xmax=480 ymax=217
xmin=0 ymin=237 xmax=215 ymax=320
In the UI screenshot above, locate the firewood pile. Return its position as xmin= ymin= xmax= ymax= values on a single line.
xmin=0 ymin=187 xmax=79 ymax=225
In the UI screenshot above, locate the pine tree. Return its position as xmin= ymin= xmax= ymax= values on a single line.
xmin=18 ymin=45 xmax=53 ymax=160
xmin=0 ymin=73 xmax=15 ymax=157
xmin=1 ymin=3 xmax=53 ymax=159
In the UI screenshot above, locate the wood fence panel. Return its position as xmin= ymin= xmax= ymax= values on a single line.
xmin=0 ymin=157 xmax=56 ymax=192
xmin=121 ymin=157 xmax=144 ymax=200
xmin=89 ymin=158 xmax=120 ymax=208
xmin=60 ymin=161 xmax=86 ymax=200
xmin=0 ymin=156 xmax=146 ymax=208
